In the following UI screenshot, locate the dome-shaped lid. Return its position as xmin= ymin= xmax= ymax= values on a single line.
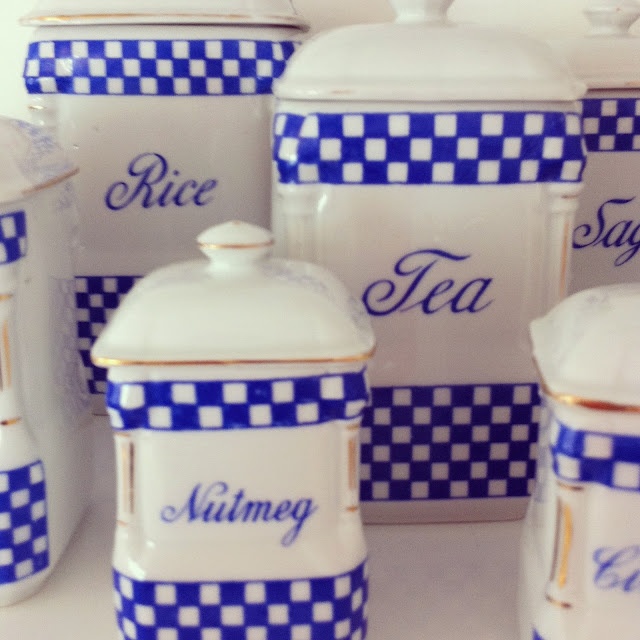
xmin=22 ymin=0 xmax=308 ymax=29
xmin=91 ymin=221 xmax=375 ymax=366
xmin=0 ymin=117 xmax=77 ymax=206
xmin=552 ymin=0 xmax=640 ymax=90
xmin=275 ymin=0 xmax=585 ymax=102
xmin=530 ymin=284 xmax=640 ymax=409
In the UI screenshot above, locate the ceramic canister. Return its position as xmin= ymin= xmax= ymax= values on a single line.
xmin=0 ymin=118 xmax=91 ymax=606
xmin=273 ymin=0 xmax=588 ymax=524
xmin=91 ymin=221 xmax=375 ymax=640
xmin=519 ymin=284 xmax=640 ymax=640
xmin=554 ymin=0 xmax=640 ymax=294
xmin=22 ymin=0 xmax=308 ymax=407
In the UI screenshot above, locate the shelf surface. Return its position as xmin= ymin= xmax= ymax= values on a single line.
xmin=0 ymin=418 xmax=522 ymax=640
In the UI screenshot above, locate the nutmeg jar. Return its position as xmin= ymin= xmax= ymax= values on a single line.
xmin=0 ymin=118 xmax=91 ymax=606
xmin=520 ymin=284 xmax=640 ymax=640
xmin=91 ymin=221 xmax=375 ymax=640
xmin=22 ymin=0 xmax=308 ymax=405
xmin=554 ymin=0 xmax=640 ymax=293
xmin=273 ymin=0 xmax=587 ymax=523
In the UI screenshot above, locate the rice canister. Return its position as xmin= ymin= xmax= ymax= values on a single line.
xmin=273 ymin=0 xmax=587 ymax=523
xmin=520 ymin=284 xmax=640 ymax=640
xmin=0 ymin=118 xmax=91 ymax=606
xmin=91 ymin=221 xmax=375 ymax=640
xmin=22 ymin=0 xmax=308 ymax=405
xmin=554 ymin=0 xmax=640 ymax=294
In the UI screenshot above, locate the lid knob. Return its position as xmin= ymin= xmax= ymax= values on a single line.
xmin=389 ymin=0 xmax=454 ymax=24
xmin=584 ymin=0 xmax=640 ymax=36
xmin=197 ymin=221 xmax=274 ymax=270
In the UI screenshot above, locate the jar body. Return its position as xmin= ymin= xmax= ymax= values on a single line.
xmin=0 ymin=171 xmax=91 ymax=605
xmin=24 ymin=23 xmax=303 ymax=404
xmin=519 ymin=397 xmax=640 ymax=640
xmin=273 ymin=100 xmax=585 ymax=523
xmin=569 ymin=90 xmax=640 ymax=293
xmin=105 ymin=362 xmax=370 ymax=640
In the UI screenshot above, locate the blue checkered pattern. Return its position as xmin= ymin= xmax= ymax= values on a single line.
xmin=274 ymin=111 xmax=586 ymax=185
xmin=0 ymin=211 xmax=27 ymax=266
xmin=106 ymin=371 xmax=369 ymax=431
xmin=551 ymin=419 xmax=640 ymax=492
xmin=76 ymin=275 xmax=140 ymax=395
xmin=114 ymin=561 xmax=368 ymax=640
xmin=0 ymin=461 xmax=49 ymax=585
xmin=582 ymin=97 xmax=640 ymax=152
xmin=24 ymin=39 xmax=297 ymax=96
xmin=360 ymin=384 xmax=540 ymax=501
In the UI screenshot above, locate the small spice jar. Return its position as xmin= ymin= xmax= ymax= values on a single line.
xmin=554 ymin=0 xmax=640 ymax=293
xmin=0 ymin=118 xmax=91 ymax=606
xmin=22 ymin=0 xmax=308 ymax=404
xmin=92 ymin=221 xmax=375 ymax=640
xmin=520 ymin=283 xmax=640 ymax=640
xmin=273 ymin=0 xmax=587 ymax=523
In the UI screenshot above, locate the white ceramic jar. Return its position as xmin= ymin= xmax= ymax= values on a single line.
xmin=273 ymin=0 xmax=587 ymax=523
xmin=0 ymin=118 xmax=91 ymax=606
xmin=22 ymin=0 xmax=308 ymax=405
xmin=91 ymin=221 xmax=375 ymax=640
xmin=520 ymin=283 xmax=640 ymax=640
xmin=554 ymin=0 xmax=640 ymax=294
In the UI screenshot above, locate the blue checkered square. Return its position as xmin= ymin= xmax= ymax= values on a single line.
xmin=25 ymin=39 xmax=297 ymax=96
xmin=360 ymin=383 xmax=540 ymax=501
xmin=582 ymin=97 xmax=640 ymax=152
xmin=274 ymin=111 xmax=585 ymax=185
xmin=114 ymin=560 xmax=368 ymax=640
xmin=0 ymin=211 xmax=27 ymax=266
xmin=0 ymin=461 xmax=49 ymax=585
xmin=75 ymin=275 xmax=140 ymax=395
xmin=551 ymin=419 xmax=640 ymax=492
xmin=106 ymin=372 xmax=370 ymax=431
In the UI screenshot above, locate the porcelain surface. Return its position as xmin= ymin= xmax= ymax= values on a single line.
xmin=22 ymin=5 xmax=307 ymax=407
xmin=0 ymin=118 xmax=91 ymax=607
xmin=520 ymin=282 xmax=640 ymax=640
xmin=272 ymin=0 xmax=587 ymax=524
xmin=92 ymin=221 xmax=374 ymax=640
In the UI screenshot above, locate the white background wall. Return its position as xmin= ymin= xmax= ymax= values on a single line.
xmin=0 ymin=0 xmax=602 ymax=120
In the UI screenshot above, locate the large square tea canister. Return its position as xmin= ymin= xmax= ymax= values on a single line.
xmin=0 ymin=119 xmax=91 ymax=606
xmin=91 ymin=221 xmax=375 ymax=640
xmin=554 ymin=0 xmax=640 ymax=294
xmin=273 ymin=0 xmax=587 ymax=523
xmin=22 ymin=0 xmax=308 ymax=408
xmin=519 ymin=284 xmax=640 ymax=640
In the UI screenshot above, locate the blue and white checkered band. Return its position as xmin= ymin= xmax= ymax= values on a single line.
xmin=106 ymin=372 xmax=370 ymax=432
xmin=582 ymin=97 xmax=640 ymax=153
xmin=360 ymin=383 xmax=540 ymax=502
xmin=0 ymin=461 xmax=49 ymax=585
xmin=273 ymin=111 xmax=586 ymax=186
xmin=24 ymin=39 xmax=297 ymax=96
xmin=113 ymin=561 xmax=368 ymax=640
xmin=0 ymin=212 xmax=27 ymax=266
xmin=551 ymin=420 xmax=640 ymax=492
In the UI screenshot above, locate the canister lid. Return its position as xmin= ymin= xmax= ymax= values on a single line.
xmin=22 ymin=0 xmax=308 ymax=29
xmin=552 ymin=1 xmax=640 ymax=90
xmin=275 ymin=0 xmax=585 ymax=102
xmin=530 ymin=284 xmax=640 ymax=409
xmin=0 ymin=117 xmax=77 ymax=206
xmin=91 ymin=221 xmax=375 ymax=366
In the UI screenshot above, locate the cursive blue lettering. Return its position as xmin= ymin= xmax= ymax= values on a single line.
xmin=573 ymin=198 xmax=640 ymax=266
xmin=105 ymin=152 xmax=218 ymax=211
xmin=363 ymin=248 xmax=494 ymax=317
xmin=161 ymin=482 xmax=318 ymax=547
xmin=593 ymin=546 xmax=640 ymax=593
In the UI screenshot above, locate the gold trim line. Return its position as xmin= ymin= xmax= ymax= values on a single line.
xmin=545 ymin=594 xmax=572 ymax=610
xmin=539 ymin=379 xmax=640 ymax=414
xmin=557 ymin=481 xmax=584 ymax=493
xmin=92 ymin=347 xmax=376 ymax=368
xmin=23 ymin=168 xmax=79 ymax=197
xmin=198 ymin=240 xmax=275 ymax=250
xmin=1 ymin=417 xmax=22 ymax=427
xmin=24 ymin=13 xmax=305 ymax=26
